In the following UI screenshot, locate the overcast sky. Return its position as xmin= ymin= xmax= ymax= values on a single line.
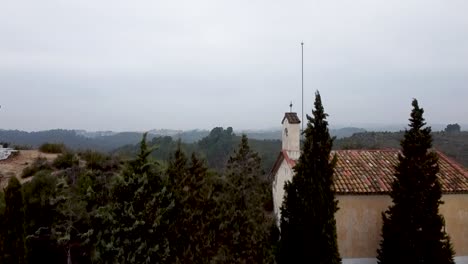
xmin=1 ymin=0 xmax=467 ymax=131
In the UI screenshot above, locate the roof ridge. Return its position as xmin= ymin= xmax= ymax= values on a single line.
xmin=333 ymin=148 xmax=400 ymax=152
xmin=436 ymin=150 xmax=468 ymax=178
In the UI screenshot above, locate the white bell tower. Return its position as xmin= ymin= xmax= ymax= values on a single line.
xmin=281 ymin=112 xmax=301 ymax=153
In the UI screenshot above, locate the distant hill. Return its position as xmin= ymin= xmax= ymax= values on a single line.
xmin=0 ymin=129 xmax=155 ymax=152
xmin=331 ymin=127 xmax=367 ymax=139
xmin=0 ymin=126 xmax=365 ymax=152
xmin=239 ymin=127 xmax=366 ymax=140
xmin=114 ymin=127 xmax=281 ymax=172
xmin=2 ymin=128 xmax=466 ymax=170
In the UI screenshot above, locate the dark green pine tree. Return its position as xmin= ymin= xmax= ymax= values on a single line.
xmin=279 ymin=91 xmax=341 ymax=264
xmin=96 ymin=133 xmax=174 ymax=263
xmin=3 ymin=177 xmax=26 ymax=264
xmin=165 ymin=145 xmax=192 ymax=263
xmin=167 ymin=151 xmax=219 ymax=263
xmin=377 ymin=99 xmax=455 ymax=264
xmin=218 ymin=134 xmax=275 ymax=263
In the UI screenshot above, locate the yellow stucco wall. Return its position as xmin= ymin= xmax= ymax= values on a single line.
xmin=440 ymin=194 xmax=468 ymax=256
xmin=336 ymin=195 xmax=391 ymax=258
xmin=336 ymin=194 xmax=468 ymax=259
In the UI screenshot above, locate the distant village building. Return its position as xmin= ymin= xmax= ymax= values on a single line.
xmin=271 ymin=112 xmax=468 ymax=264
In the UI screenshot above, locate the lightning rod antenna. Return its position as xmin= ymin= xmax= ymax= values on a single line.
xmin=301 ymin=42 xmax=304 ymax=142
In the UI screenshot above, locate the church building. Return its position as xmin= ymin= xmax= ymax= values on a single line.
xmin=271 ymin=112 xmax=468 ymax=264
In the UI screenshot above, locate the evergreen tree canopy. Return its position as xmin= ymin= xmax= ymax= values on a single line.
xmin=96 ymin=133 xmax=174 ymax=263
xmin=3 ymin=177 xmax=26 ymax=264
xmin=216 ymin=134 xmax=275 ymax=263
xmin=377 ymin=99 xmax=455 ymax=264
xmin=279 ymin=91 xmax=341 ymax=264
xmin=444 ymin=123 xmax=461 ymax=133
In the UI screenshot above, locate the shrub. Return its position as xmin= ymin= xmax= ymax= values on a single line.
xmin=53 ymin=152 xmax=79 ymax=169
xmin=79 ymin=150 xmax=121 ymax=171
xmin=79 ymin=150 xmax=106 ymax=170
xmin=39 ymin=143 xmax=65 ymax=154
xmin=21 ymin=157 xmax=51 ymax=179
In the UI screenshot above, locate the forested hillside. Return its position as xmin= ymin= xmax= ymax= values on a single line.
xmin=0 ymin=129 xmax=153 ymax=152
xmin=2 ymin=128 xmax=466 ymax=170
xmin=114 ymin=127 xmax=281 ymax=172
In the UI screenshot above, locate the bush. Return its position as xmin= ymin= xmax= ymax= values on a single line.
xmin=39 ymin=143 xmax=65 ymax=154
xmin=79 ymin=150 xmax=121 ymax=171
xmin=53 ymin=152 xmax=79 ymax=169
xmin=21 ymin=157 xmax=51 ymax=179
xmin=79 ymin=150 xmax=107 ymax=170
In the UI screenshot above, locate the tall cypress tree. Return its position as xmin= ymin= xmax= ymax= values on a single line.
xmin=377 ymin=99 xmax=455 ymax=264
xmin=279 ymin=91 xmax=341 ymax=264
xmin=3 ymin=177 xmax=26 ymax=264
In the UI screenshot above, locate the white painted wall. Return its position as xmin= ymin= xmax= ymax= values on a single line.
xmin=273 ymin=159 xmax=294 ymax=224
xmin=282 ymin=119 xmax=300 ymax=152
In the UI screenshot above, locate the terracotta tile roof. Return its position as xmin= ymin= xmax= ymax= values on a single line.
xmin=271 ymin=149 xmax=468 ymax=194
xmin=332 ymin=149 xmax=468 ymax=194
xmin=282 ymin=112 xmax=301 ymax=124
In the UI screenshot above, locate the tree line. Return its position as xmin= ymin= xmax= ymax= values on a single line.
xmin=114 ymin=128 xmax=281 ymax=173
xmin=0 ymin=92 xmax=458 ymax=263
xmin=0 ymin=134 xmax=276 ymax=263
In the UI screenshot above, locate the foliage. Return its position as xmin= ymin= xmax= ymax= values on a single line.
xmin=21 ymin=157 xmax=52 ymax=178
xmin=219 ymin=134 xmax=276 ymax=263
xmin=39 ymin=143 xmax=66 ymax=154
xmin=0 ymin=127 xmax=281 ymax=264
xmin=198 ymin=127 xmax=237 ymax=171
xmin=50 ymin=177 xmax=90 ymax=264
xmin=445 ymin=123 xmax=461 ymax=133
xmin=165 ymin=146 xmax=216 ymax=262
xmin=0 ymin=191 xmax=5 ymax=214
xmin=279 ymin=91 xmax=341 ymax=264
xmin=79 ymin=150 xmax=120 ymax=171
xmin=53 ymin=152 xmax=79 ymax=169
xmin=2 ymin=177 xmax=26 ymax=264
xmin=23 ymin=171 xmax=62 ymax=264
xmin=114 ymin=128 xmax=282 ymax=173
xmin=0 ymin=129 xmax=155 ymax=152
xmin=0 ymin=191 xmax=5 ymax=263
xmin=95 ymin=133 xmax=174 ymax=263
xmin=377 ymin=99 xmax=455 ymax=264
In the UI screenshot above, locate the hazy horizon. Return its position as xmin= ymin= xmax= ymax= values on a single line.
xmin=1 ymin=0 xmax=467 ymax=131
xmin=1 ymin=122 xmax=467 ymax=134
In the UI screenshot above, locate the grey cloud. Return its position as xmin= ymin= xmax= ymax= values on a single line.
xmin=0 ymin=0 xmax=467 ymax=131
